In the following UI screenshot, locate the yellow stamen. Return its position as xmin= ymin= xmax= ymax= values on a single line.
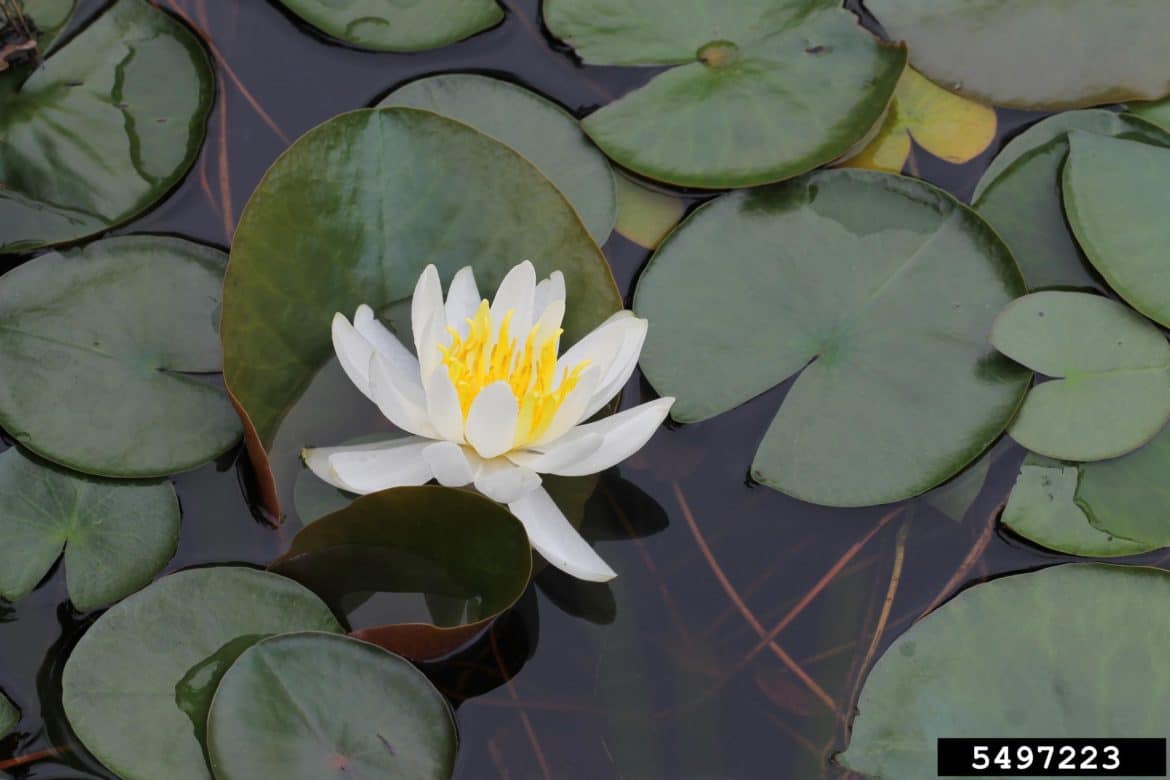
xmin=438 ymin=301 xmax=590 ymax=447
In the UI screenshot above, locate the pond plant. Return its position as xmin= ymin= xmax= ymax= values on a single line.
xmin=2 ymin=0 xmax=1170 ymax=777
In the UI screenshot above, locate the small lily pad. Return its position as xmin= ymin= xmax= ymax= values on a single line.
xmin=0 ymin=692 xmax=17 ymax=739
xmin=0 ymin=235 xmax=241 ymax=478
xmin=840 ymin=564 xmax=1170 ymax=777
xmin=543 ymin=1 xmax=905 ymax=188
xmin=0 ymin=447 xmax=179 ymax=611
xmin=990 ymin=291 xmax=1170 ymax=461
xmin=277 ymin=0 xmax=502 ymax=51
xmin=0 ymin=0 xmax=213 ymax=252
xmin=378 ymin=73 xmax=616 ymax=245
xmin=1064 ymin=132 xmax=1170 ymax=329
xmin=62 ymin=567 xmax=343 ymax=780
xmin=866 ymin=0 xmax=1170 ymax=109
xmin=635 ymin=169 xmax=1028 ymax=507
xmin=207 ymin=632 xmax=457 ymax=780
xmin=613 ymin=174 xmax=686 ymax=249
xmin=973 ymin=111 xmax=1170 ymax=291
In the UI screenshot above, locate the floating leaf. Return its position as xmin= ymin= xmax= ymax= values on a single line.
xmin=0 ymin=235 xmax=241 ymax=478
xmin=972 ymin=110 xmax=1170 ymax=291
xmin=1064 ymin=132 xmax=1170 ymax=329
xmin=991 ymin=291 xmax=1170 ymax=461
xmin=921 ymin=451 xmax=990 ymax=523
xmin=634 ymin=169 xmax=1027 ymax=507
xmin=543 ymin=1 xmax=905 ymax=188
xmin=0 ymin=447 xmax=179 ymax=610
xmin=62 ymin=567 xmax=342 ymax=780
xmin=613 ymin=174 xmax=686 ymax=249
xmin=207 ymin=632 xmax=457 ymax=779
xmin=866 ymin=0 xmax=1170 ymax=109
xmin=0 ymin=691 xmax=16 ymax=739
xmin=277 ymin=0 xmax=501 ymax=51
xmin=840 ymin=564 xmax=1170 ymax=776
xmin=0 ymin=0 xmax=213 ymax=253
xmin=1129 ymin=97 xmax=1170 ymax=133
xmin=1002 ymin=455 xmax=1154 ymax=557
xmin=840 ymin=67 xmax=996 ymax=174
xmin=271 ymin=485 xmax=532 ymax=661
xmin=379 ymin=73 xmax=616 ymax=245
xmin=222 ymin=108 xmax=620 ymax=518
xmin=3 ymin=0 xmax=75 ymax=49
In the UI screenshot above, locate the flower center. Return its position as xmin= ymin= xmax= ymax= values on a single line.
xmin=438 ymin=300 xmax=590 ymax=445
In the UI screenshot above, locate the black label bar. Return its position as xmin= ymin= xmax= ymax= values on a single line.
xmin=937 ymin=738 xmax=1166 ymax=776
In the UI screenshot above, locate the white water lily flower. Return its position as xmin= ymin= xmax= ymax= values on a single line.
xmin=303 ymin=261 xmax=674 ymax=582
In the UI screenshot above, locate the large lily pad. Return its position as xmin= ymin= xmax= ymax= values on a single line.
xmin=866 ymin=0 xmax=1170 ymax=110
xmin=0 ymin=0 xmax=213 ymax=253
xmin=271 ymin=485 xmax=532 ymax=661
xmin=0 ymin=692 xmax=16 ymax=739
xmin=222 ymin=107 xmax=621 ymax=518
xmin=0 ymin=447 xmax=179 ymax=611
xmin=973 ymin=111 xmax=1170 ymax=291
xmin=277 ymin=0 xmax=501 ymax=52
xmin=1064 ymin=132 xmax=1170 ymax=329
xmin=378 ymin=73 xmax=615 ymax=245
xmin=634 ymin=169 xmax=1027 ymax=507
xmin=62 ymin=567 xmax=343 ymax=780
xmin=840 ymin=564 xmax=1170 ymax=777
xmin=207 ymin=632 xmax=457 ymax=779
xmin=991 ymin=292 xmax=1170 ymax=461
xmin=542 ymin=1 xmax=905 ymax=188
xmin=0 ymin=235 xmax=241 ymax=478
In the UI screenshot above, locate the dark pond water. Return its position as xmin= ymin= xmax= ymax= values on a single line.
xmin=3 ymin=1 xmax=1167 ymax=778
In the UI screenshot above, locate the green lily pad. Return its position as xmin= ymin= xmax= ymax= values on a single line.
xmin=1064 ymin=132 xmax=1170 ymax=329
xmin=1129 ymin=97 xmax=1170 ymax=133
xmin=3 ymin=0 xmax=75 ymax=48
xmin=0 ymin=691 xmax=17 ymax=739
xmin=921 ymin=452 xmax=990 ymax=523
xmin=613 ymin=173 xmax=686 ymax=249
xmin=62 ymin=567 xmax=342 ymax=780
xmin=0 ymin=235 xmax=241 ymax=478
xmin=0 ymin=447 xmax=179 ymax=611
xmin=1001 ymin=455 xmax=1152 ymax=557
xmin=991 ymin=291 xmax=1170 ymax=461
xmin=271 ymin=485 xmax=532 ymax=661
xmin=973 ymin=111 xmax=1170 ymax=291
xmin=840 ymin=564 xmax=1170 ymax=777
xmin=277 ymin=0 xmax=501 ymax=52
xmin=634 ymin=169 xmax=1027 ymax=507
xmin=866 ymin=0 xmax=1170 ymax=110
xmin=222 ymin=107 xmax=620 ymax=518
xmin=542 ymin=2 xmax=905 ymax=188
xmin=0 ymin=0 xmax=213 ymax=253
xmin=207 ymin=632 xmax=457 ymax=779
xmin=378 ymin=73 xmax=616 ymax=245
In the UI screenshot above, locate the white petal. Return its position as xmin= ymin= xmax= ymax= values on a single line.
xmin=531 ymin=298 xmax=565 ymax=345
xmin=422 ymin=441 xmax=476 ymax=487
xmin=528 ymin=365 xmax=601 ymax=447
xmin=558 ymin=312 xmax=648 ymax=420
xmin=475 ymin=457 xmax=541 ymax=503
xmin=415 ymin=309 xmax=450 ymax=382
xmin=544 ymin=397 xmax=674 ymax=477
xmin=369 ymin=354 xmax=436 ymax=438
xmin=490 ymin=260 xmax=536 ymax=335
xmin=411 ymin=265 xmax=443 ymax=357
xmin=331 ymin=313 xmax=374 ymax=400
xmin=508 ymin=486 xmax=616 ymax=582
xmin=308 ymin=437 xmax=433 ymax=495
xmin=506 ymin=433 xmax=604 ymax=473
xmin=534 ymin=271 xmax=565 ymax=320
xmin=353 ymin=304 xmax=420 ymax=384
xmin=425 ymin=368 xmax=465 ymax=443
xmin=465 ymin=381 xmax=519 ymax=459
xmin=445 ymin=266 xmax=481 ymax=336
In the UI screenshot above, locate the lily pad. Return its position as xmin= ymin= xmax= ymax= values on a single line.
xmin=840 ymin=564 xmax=1170 ymax=777
xmin=378 ymin=73 xmax=616 ymax=245
xmin=1129 ymin=97 xmax=1170 ymax=133
xmin=613 ymin=173 xmax=686 ymax=250
xmin=0 ymin=447 xmax=179 ymax=611
xmin=0 ymin=692 xmax=16 ymax=739
xmin=840 ymin=67 xmax=997 ymax=174
xmin=222 ymin=107 xmax=621 ymax=518
xmin=270 ymin=485 xmax=532 ymax=661
xmin=543 ymin=1 xmax=905 ymax=188
xmin=973 ymin=111 xmax=1170 ymax=291
xmin=865 ymin=0 xmax=1170 ymax=109
xmin=3 ymin=0 xmax=75 ymax=48
xmin=990 ymin=291 xmax=1170 ymax=461
xmin=62 ymin=567 xmax=342 ymax=780
xmin=1001 ymin=455 xmax=1152 ymax=557
xmin=921 ymin=451 xmax=990 ymax=523
xmin=207 ymin=632 xmax=457 ymax=779
xmin=277 ymin=0 xmax=501 ymax=52
xmin=634 ymin=169 xmax=1027 ymax=507
xmin=0 ymin=0 xmax=213 ymax=253
xmin=0 ymin=235 xmax=241 ymax=478
xmin=1064 ymin=132 xmax=1170 ymax=329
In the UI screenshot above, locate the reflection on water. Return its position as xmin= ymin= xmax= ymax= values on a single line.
xmin=0 ymin=0 xmax=1154 ymax=778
